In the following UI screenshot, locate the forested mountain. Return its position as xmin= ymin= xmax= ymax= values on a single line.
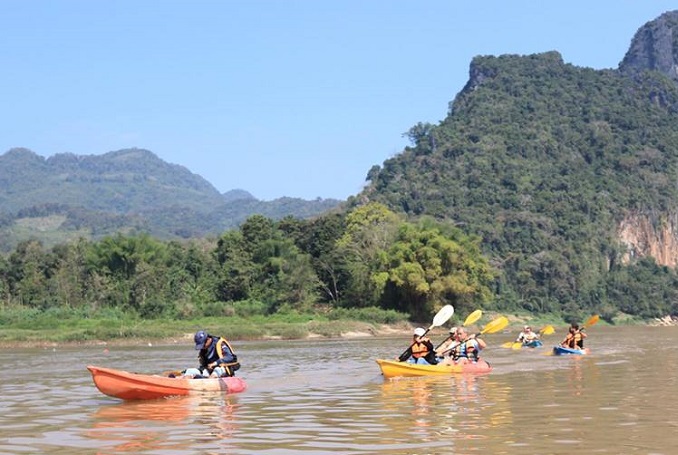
xmin=355 ymin=11 xmax=678 ymax=320
xmin=0 ymin=148 xmax=341 ymax=251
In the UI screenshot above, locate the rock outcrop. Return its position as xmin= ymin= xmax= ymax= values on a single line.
xmin=617 ymin=212 xmax=678 ymax=267
xmin=619 ymin=10 xmax=678 ymax=82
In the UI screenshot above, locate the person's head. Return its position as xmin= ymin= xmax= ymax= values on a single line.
xmin=194 ymin=330 xmax=209 ymax=350
xmin=449 ymin=327 xmax=458 ymax=338
xmin=413 ymin=327 xmax=426 ymax=338
xmin=455 ymin=327 xmax=468 ymax=341
xmin=524 ymin=325 xmax=531 ymax=332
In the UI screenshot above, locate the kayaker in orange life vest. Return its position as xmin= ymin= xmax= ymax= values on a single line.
xmin=397 ymin=327 xmax=438 ymax=365
xmin=561 ymin=323 xmax=587 ymax=349
xmin=182 ymin=330 xmax=241 ymax=378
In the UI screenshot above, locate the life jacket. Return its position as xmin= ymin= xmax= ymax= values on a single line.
xmin=411 ymin=340 xmax=431 ymax=359
xmin=199 ymin=336 xmax=241 ymax=376
xmin=453 ymin=339 xmax=479 ymax=361
xmin=564 ymin=332 xmax=584 ymax=349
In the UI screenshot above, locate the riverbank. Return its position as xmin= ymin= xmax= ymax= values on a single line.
xmin=0 ymin=311 xmax=610 ymax=349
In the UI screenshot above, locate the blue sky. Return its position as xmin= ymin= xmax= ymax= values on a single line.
xmin=0 ymin=2 xmax=674 ymax=201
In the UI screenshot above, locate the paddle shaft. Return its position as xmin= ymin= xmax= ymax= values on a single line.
xmin=434 ymin=309 xmax=483 ymax=351
xmin=440 ymin=316 xmax=508 ymax=356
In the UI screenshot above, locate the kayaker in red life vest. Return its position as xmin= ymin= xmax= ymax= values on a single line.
xmin=182 ymin=330 xmax=241 ymax=378
xmin=397 ymin=327 xmax=438 ymax=365
xmin=561 ymin=323 xmax=587 ymax=349
xmin=437 ymin=327 xmax=486 ymax=365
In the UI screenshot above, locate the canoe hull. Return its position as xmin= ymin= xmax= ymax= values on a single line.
xmin=376 ymin=358 xmax=492 ymax=378
xmin=552 ymin=346 xmax=589 ymax=356
xmin=87 ymin=365 xmax=247 ymax=400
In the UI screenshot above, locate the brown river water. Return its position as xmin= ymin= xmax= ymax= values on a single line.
xmin=0 ymin=325 xmax=676 ymax=454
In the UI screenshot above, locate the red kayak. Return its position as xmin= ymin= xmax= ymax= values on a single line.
xmin=87 ymin=365 xmax=247 ymax=401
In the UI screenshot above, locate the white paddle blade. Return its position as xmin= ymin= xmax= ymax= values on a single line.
xmin=431 ymin=305 xmax=454 ymax=328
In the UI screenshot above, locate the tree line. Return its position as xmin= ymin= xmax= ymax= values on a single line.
xmin=0 ymin=203 xmax=494 ymax=323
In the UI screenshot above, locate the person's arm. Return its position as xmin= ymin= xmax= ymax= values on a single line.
xmin=397 ymin=346 xmax=413 ymax=362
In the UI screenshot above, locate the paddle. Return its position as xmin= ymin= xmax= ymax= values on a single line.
xmin=397 ymin=304 xmax=454 ymax=360
xmin=583 ymin=314 xmax=599 ymax=329
xmin=441 ymin=315 xmax=509 ymax=356
xmin=434 ymin=309 xmax=483 ymax=350
xmin=540 ymin=325 xmax=555 ymax=335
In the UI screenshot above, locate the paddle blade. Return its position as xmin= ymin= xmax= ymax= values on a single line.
xmin=540 ymin=325 xmax=555 ymax=335
xmin=480 ymin=316 xmax=509 ymax=335
xmin=463 ymin=309 xmax=483 ymax=327
xmin=584 ymin=314 xmax=600 ymax=328
xmin=430 ymin=305 xmax=455 ymax=329
xmin=501 ymin=341 xmax=514 ymax=349
xmin=511 ymin=342 xmax=523 ymax=350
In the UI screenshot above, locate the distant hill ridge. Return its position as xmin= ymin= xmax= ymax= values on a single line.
xmin=0 ymin=147 xmax=341 ymax=250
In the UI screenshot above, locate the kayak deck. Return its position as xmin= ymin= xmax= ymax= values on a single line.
xmin=376 ymin=358 xmax=492 ymax=378
xmin=87 ymin=365 xmax=247 ymax=400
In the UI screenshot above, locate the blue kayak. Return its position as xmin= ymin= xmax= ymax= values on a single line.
xmin=524 ymin=340 xmax=543 ymax=348
xmin=552 ymin=346 xmax=589 ymax=355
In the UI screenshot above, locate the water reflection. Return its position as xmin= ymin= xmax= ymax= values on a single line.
xmin=88 ymin=394 xmax=241 ymax=454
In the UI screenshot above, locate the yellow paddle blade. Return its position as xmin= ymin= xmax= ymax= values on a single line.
xmin=540 ymin=325 xmax=555 ymax=335
xmin=511 ymin=342 xmax=523 ymax=350
xmin=463 ymin=309 xmax=483 ymax=327
xmin=501 ymin=341 xmax=514 ymax=349
xmin=480 ymin=316 xmax=509 ymax=334
xmin=584 ymin=314 xmax=600 ymax=328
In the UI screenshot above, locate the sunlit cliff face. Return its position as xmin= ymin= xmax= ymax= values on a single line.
xmin=618 ymin=212 xmax=678 ymax=267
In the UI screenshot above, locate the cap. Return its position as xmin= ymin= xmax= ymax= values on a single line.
xmin=413 ymin=327 xmax=426 ymax=337
xmin=194 ymin=330 xmax=208 ymax=350
xmin=449 ymin=326 xmax=458 ymax=334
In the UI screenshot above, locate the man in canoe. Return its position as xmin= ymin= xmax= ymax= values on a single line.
xmin=561 ymin=323 xmax=587 ymax=349
xmin=516 ymin=325 xmax=540 ymax=345
xmin=397 ymin=327 xmax=438 ymax=365
xmin=437 ymin=327 xmax=486 ymax=365
xmin=182 ymin=330 xmax=241 ymax=378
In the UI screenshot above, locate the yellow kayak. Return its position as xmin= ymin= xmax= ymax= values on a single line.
xmin=376 ymin=358 xmax=492 ymax=378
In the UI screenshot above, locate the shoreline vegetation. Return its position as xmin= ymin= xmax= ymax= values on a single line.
xmin=1 ymin=305 xmax=670 ymax=350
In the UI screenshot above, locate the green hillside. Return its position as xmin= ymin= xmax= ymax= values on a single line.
xmin=357 ymin=43 xmax=678 ymax=319
xmin=0 ymin=148 xmax=341 ymax=251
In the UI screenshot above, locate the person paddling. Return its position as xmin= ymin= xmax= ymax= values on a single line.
xmin=516 ymin=325 xmax=540 ymax=345
xmin=561 ymin=323 xmax=587 ymax=349
xmin=397 ymin=327 xmax=438 ymax=365
xmin=438 ymin=327 xmax=486 ymax=365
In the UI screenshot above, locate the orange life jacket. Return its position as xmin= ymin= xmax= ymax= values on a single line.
xmin=411 ymin=340 xmax=431 ymax=358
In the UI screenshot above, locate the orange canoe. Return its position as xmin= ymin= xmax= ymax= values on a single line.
xmin=87 ymin=365 xmax=247 ymax=401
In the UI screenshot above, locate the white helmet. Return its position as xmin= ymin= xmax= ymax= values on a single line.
xmin=413 ymin=327 xmax=426 ymax=336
